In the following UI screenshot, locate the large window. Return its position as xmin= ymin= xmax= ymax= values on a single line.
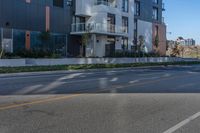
xmin=72 ymin=16 xmax=86 ymax=32
xmin=153 ymin=0 xmax=159 ymax=4
xmin=122 ymin=0 xmax=129 ymax=12
xmin=122 ymin=17 xmax=128 ymax=33
xmin=153 ymin=8 xmax=158 ymax=20
xmin=134 ymin=1 xmax=140 ymax=16
xmin=134 ymin=19 xmax=138 ymax=45
xmin=53 ymin=0 xmax=64 ymax=8
xmin=107 ymin=13 xmax=115 ymax=33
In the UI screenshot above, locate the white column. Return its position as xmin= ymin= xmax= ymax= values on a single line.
xmin=92 ymin=34 xmax=97 ymax=57
xmin=127 ymin=0 xmax=135 ymax=50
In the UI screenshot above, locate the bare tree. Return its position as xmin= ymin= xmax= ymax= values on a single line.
xmin=81 ymin=24 xmax=92 ymax=57
xmin=179 ymin=46 xmax=184 ymax=58
xmin=171 ymin=42 xmax=180 ymax=57
xmin=138 ymin=35 xmax=145 ymax=53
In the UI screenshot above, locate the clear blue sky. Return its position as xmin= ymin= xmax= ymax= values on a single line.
xmin=164 ymin=0 xmax=200 ymax=44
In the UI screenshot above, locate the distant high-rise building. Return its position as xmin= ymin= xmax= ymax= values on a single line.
xmin=176 ymin=37 xmax=196 ymax=46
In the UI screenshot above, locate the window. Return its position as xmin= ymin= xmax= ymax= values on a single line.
xmin=25 ymin=0 xmax=31 ymax=3
xmin=67 ymin=0 xmax=72 ymax=6
xmin=53 ymin=0 xmax=64 ymax=8
xmin=107 ymin=13 xmax=115 ymax=33
xmin=72 ymin=16 xmax=86 ymax=32
xmin=134 ymin=1 xmax=140 ymax=16
xmin=134 ymin=19 xmax=138 ymax=44
xmin=153 ymin=8 xmax=158 ymax=20
xmin=122 ymin=17 xmax=128 ymax=33
xmin=153 ymin=0 xmax=159 ymax=4
xmin=122 ymin=0 xmax=129 ymax=12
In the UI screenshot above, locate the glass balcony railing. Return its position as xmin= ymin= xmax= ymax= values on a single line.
xmin=94 ymin=0 xmax=117 ymax=8
xmin=71 ymin=23 xmax=127 ymax=35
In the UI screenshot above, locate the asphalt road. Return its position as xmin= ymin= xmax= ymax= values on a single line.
xmin=1 ymin=65 xmax=200 ymax=133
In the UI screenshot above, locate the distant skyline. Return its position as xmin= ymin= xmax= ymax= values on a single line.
xmin=164 ymin=0 xmax=200 ymax=44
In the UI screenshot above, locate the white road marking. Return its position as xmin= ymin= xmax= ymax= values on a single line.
xmin=163 ymin=111 xmax=200 ymax=133
xmin=129 ymin=80 xmax=139 ymax=84
xmin=110 ymin=77 xmax=118 ymax=82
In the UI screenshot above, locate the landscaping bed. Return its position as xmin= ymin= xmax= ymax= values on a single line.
xmin=0 ymin=61 xmax=200 ymax=74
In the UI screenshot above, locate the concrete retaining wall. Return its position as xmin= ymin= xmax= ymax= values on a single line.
xmin=0 ymin=57 xmax=199 ymax=67
xmin=0 ymin=59 xmax=26 ymax=67
xmin=26 ymin=57 xmax=180 ymax=66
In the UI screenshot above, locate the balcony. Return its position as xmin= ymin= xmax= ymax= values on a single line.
xmin=71 ymin=23 xmax=127 ymax=36
xmin=94 ymin=0 xmax=117 ymax=8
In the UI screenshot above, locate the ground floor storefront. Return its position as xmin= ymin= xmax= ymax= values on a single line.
xmin=0 ymin=27 xmax=167 ymax=58
xmin=0 ymin=28 xmax=67 ymax=57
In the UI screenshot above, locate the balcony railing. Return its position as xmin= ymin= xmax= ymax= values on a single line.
xmin=94 ymin=0 xmax=117 ymax=8
xmin=71 ymin=23 xmax=127 ymax=35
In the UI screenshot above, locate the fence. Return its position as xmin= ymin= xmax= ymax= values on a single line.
xmin=0 ymin=57 xmax=199 ymax=67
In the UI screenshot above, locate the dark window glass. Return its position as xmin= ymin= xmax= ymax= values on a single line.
xmin=53 ymin=0 xmax=64 ymax=8
xmin=13 ymin=30 xmax=26 ymax=52
xmin=122 ymin=0 xmax=128 ymax=12
xmin=122 ymin=17 xmax=128 ymax=33
xmin=134 ymin=1 xmax=140 ymax=16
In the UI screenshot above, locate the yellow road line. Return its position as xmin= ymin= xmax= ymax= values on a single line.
xmin=0 ymin=94 xmax=80 ymax=111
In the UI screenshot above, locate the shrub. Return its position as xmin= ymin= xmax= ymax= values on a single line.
xmin=3 ymin=49 xmax=62 ymax=58
xmin=108 ymin=51 xmax=161 ymax=58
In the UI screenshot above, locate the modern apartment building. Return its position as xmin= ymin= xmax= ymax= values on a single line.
xmin=71 ymin=0 xmax=134 ymax=57
xmin=0 ymin=0 xmax=73 ymax=56
xmin=134 ymin=0 xmax=166 ymax=55
xmin=0 ymin=0 xmax=166 ymax=57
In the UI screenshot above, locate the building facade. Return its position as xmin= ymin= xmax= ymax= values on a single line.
xmin=0 ymin=0 xmax=73 ymax=56
xmin=134 ymin=0 xmax=166 ymax=55
xmin=0 ymin=0 xmax=166 ymax=57
xmin=71 ymin=0 xmax=134 ymax=57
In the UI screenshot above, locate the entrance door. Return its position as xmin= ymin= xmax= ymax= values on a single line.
xmin=105 ymin=43 xmax=115 ymax=57
xmin=105 ymin=36 xmax=115 ymax=57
